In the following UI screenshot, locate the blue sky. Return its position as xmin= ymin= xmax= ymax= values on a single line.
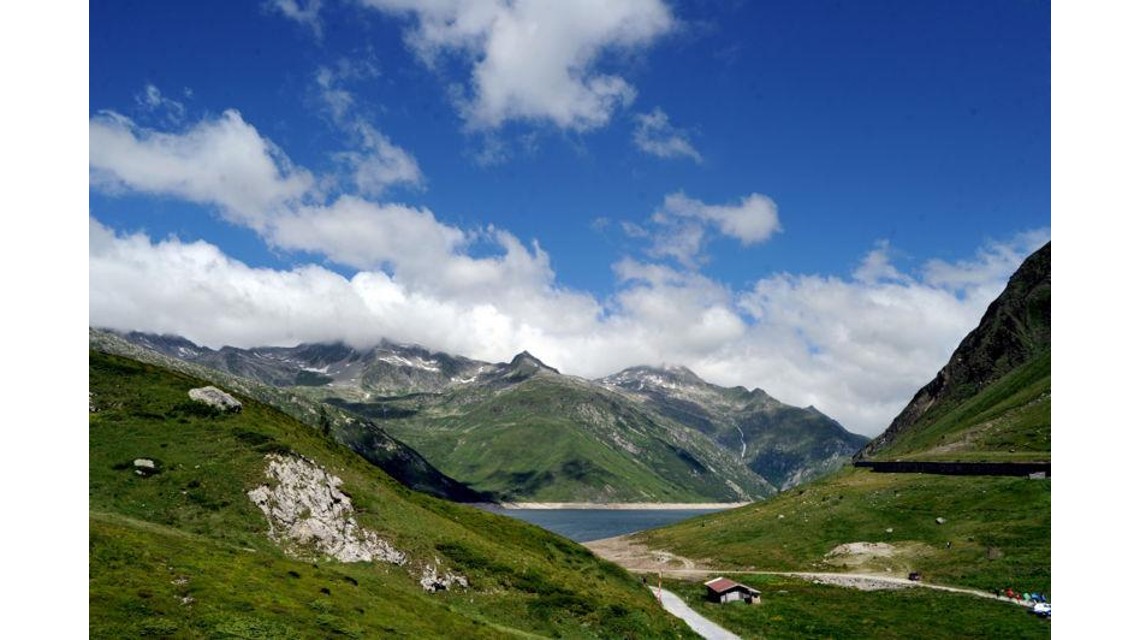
xmin=88 ymin=0 xmax=1050 ymax=435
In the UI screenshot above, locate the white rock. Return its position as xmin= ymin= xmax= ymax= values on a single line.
xmin=419 ymin=560 xmax=469 ymax=593
xmin=188 ymin=386 xmax=243 ymax=413
xmin=247 ymin=454 xmax=406 ymax=565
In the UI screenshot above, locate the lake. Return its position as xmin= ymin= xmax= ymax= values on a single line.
xmin=481 ymin=507 xmax=727 ymax=542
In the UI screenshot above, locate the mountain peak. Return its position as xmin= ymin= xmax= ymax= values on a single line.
xmin=599 ymin=364 xmax=710 ymax=394
xmin=505 ymin=351 xmax=559 ymax=378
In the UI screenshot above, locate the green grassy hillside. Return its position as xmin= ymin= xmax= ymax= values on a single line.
xmin=868 ymin=351 xmax=1050 ymax=461
xmin=89 ymin=350 xmax=697 ymax=639
xmin=382 ymin=374 xmax=774 ymax=502
xmin=637 ymin=467 xmax=1049 ymax=593
xmin=91 ymin=328 xmax=488 ymax=502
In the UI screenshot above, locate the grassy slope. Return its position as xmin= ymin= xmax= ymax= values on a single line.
xmin=868 ymin=351 xmax=1050 ymax=462
xmin=91 ymin=328 xmax=488 ymax=502
xmin=637 ymin=467 xmax=1049 ymax=593
xmin=90 ymin=351 xmax=697 ymax=639
xmin=385 ymin=376 xmax=772 ymax=503
xmin=663 ymin=575 xmax=1049 ymax=640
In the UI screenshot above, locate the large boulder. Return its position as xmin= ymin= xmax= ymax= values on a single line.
xmin=188 ymin=386 xmax=242 ymax=413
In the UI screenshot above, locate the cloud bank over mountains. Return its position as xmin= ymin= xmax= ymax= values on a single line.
xmin=87 ymin=98 xmax=1046 ymax=435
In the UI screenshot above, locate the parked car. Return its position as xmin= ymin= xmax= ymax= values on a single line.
xmin=1031 ymin=602 xmax=1051 ymax=618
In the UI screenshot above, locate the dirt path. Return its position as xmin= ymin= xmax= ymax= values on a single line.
xmin=585 ymin=535 xmax=1031 ymax=607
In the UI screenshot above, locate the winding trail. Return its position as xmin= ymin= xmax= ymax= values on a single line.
xmin=651 ymin=586 xmax=741 ymax=640
xmin=586 ymin=535 xmax=1033 ymax=607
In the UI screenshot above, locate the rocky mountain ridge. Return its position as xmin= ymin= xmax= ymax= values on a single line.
xmin=106 ymin=329 xmax=863 ymax=498
xmin=601 ymin=365 xmax=868 ymax=489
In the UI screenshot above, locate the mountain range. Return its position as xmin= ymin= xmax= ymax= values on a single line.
xmin=102 ymin=329 xmax=869 ymax=502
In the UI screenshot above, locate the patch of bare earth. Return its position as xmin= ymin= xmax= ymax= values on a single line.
xmin=822 ymin=540 xmax=934 ymax=575
xmin=584 ymin=535 xmax=709 ymax=574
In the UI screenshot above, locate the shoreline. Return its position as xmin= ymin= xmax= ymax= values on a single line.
xmin=473 ymin=501 xmax=751 ymax=511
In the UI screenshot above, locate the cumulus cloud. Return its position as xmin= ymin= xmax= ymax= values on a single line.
xmin=90 ymin=217 xmax=600 ymax=364
xmin=89 ymin=109 xmax=316 ymax=229
xmin=90 ymin=197 xmax=1048 ymax=437
xmin=853 ymin=240 xmax=908 ymax=284
xmin=637 ymin=191 xmax=782 ymax=267
xmin=333 ymin=122 xmax=424 ymax=196
xmin=633 ymin=107 xmax=701 ymax=162
xmin=359 ymin=0 xmax=674 ymax=131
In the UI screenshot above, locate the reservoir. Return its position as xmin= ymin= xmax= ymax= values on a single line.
xmin=483 ymin=507 xmax=729 ymax=542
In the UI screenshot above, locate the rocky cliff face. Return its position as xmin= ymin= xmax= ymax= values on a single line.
xmin=857 ymin=242 xmax=1051 ymax=459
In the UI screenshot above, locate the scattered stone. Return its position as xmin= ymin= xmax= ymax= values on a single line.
xmin=778 ymin=514 xmax=785 ymax=519
xmin=188 ymin=386 xmax=243 ymax=413
xmin=935 ymin=517 xmax=946 ymax=525
xmin=247 ymin=454 xmax=406 ymax=565
xmin=180 ymin=596 xmax=195 ymax=606
xmin=419 ymin=560 xmax=469 ymax=593
xmin=89 ymin=392 xmax=97 ymax=413
xmin=134 ymin=459 xmax=159 ymax=477
xmin=885 ymin=528 xmax=893 ymax=534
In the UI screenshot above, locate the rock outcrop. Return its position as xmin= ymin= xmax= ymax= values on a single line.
xmin=188 ymin=386 xmax=243 ymax=412
xmin=247 ymin=454 xmax=406 ymax=564
xmin=419 ymin=560 xmax=469 ymax=592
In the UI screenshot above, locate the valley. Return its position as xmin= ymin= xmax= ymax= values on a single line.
xmin=105 ymin=329 xmax=868 ymax=504
xmin=88 ymin=243 xmax=1050 ymax=639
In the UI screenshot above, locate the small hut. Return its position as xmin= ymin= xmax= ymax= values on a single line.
xmin=704 ymin=577 xmax=760 ymax=604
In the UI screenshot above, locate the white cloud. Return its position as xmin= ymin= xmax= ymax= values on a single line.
xmin=359 ymin=0 xmax=674 ymax=130
xmin=853 ymin=240 xmax=907 ymax=284
xmin=334 ymin=122 xmax=425 ymax=196
xmin=633 ymin=107 xmax=701 ymax=162
xmin=922 ymin=229 xmax=1052 ymax=289
xmin=91 ymin=213 xmax=1047 ymax=436
xmin=135 ymin=84 xmax=186 ymax=124
xmin=638 ymin=191 xmax=782 ymax=267
xmin=269 ymin=0 xmax=324 ymax=38
xmin=316 ymin=65 xmax=425 ymax=195
xmin=89 ymin=110 xmax=315 ymax=229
